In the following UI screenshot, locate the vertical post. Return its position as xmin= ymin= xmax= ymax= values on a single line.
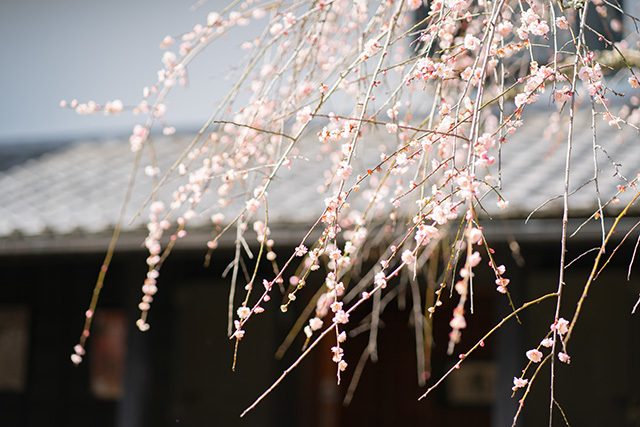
xmin=492 ymin=256 xmax=523 ymax=427
xmin=317 ymin=336 xmax=341 ymax=427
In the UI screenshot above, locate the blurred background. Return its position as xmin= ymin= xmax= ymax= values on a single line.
xmin=1 ymin=1 xmax=640 ymax=427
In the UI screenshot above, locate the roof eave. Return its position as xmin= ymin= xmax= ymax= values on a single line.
xmin=1 ymin=216 xmax=635 ymax=256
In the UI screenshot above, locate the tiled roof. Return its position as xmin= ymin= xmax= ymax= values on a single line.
xmin=495 ymin=107 xmax=640 ymax=218
xmin=0 ymin=136 xmax=330 ymax=252
xmin=0 ymin=107 xmax=638 ymax=252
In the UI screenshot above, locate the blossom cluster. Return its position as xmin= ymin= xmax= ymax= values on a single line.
xmin=514 ymin=318 xmax=573 ymax=391
xmin=67 ymin=0 xmax=640 ymax=418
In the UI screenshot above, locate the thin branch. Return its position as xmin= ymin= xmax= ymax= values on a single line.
xmin=419 ymin=292 xmax=558 ymax=400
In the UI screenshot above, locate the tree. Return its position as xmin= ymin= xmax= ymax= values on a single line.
xmin=63 ymin=0 xmax=640 ymax=424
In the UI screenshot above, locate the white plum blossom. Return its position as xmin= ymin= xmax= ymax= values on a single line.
xmin=415 ymin=224 xmax=439 ymax=245
xmin=401 ymin=250 xmax=416 ymax=265
xmin=526 ymin=349 xmax=543 ymax=363
xmin=296 ymin=105 xmax=312 ymax=124
xmin=468 ymin=228 xmax=483 ymax=245
xmin=551 ymin=318 xmax=569 ymax=335
xmin=333 ymin=310 xmax=349 ymax=324
xmin=513 ymin=377 xmax=529 ymax=391
xmin=467 ymin=251 xmax=481 ymax=267
xmin=309 ymin=317 xmax=323 ymax=331
xmin=464 ymin=34 xmax=480 ymax=51
xmin=237 ymin=306 xmax=251 ymax=319
xmin=362 ymin=39 xmax=380 ymax=59
xmin=374 ymin=271 xmax=387 ymax=288
xmin=558 ymin=352 xmax=571 ymax=364
xmin=129 ymin=124 xmax=148 ymax=152
xmin=556 ymin=17 xmax=569 ymax=30
xmin=386 ymin=123 xmax=399 ymax=133
xmin=294 ymin=245 xmax=308 ymax=257
xmin=541 ymin=337 xmax=554 ymax=348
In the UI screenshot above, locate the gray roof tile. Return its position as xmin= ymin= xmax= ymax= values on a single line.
xmin=0 ymin=109 xmax=638 ymax=247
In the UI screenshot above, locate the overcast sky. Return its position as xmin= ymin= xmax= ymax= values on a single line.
xmin=0 ymin=0 xmax=252 ymax=144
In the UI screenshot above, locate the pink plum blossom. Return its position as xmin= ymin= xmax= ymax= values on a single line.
xmin=526 ymin=349 xmax=543 ymax=363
